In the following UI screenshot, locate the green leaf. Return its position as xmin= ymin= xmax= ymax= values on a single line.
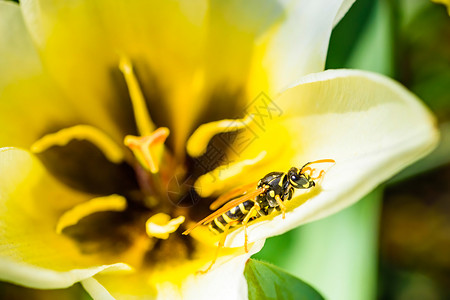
xmin=325 ymin=0 xmax=376 ymax=69
xmin=244 ymin=259 xmax=324 ymax=300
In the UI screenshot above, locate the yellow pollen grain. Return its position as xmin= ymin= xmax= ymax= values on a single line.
xmin=31 ymin=125 xmax=126 ymax=164
xmin=146 ymin=213 xmax=185 ymax=240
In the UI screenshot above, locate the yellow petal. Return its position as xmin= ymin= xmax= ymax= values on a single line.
xmin=0 ymin=148 xmax=130 ymax=288
xmin=0 ymin=2 xmax=79 ymax=148
xmin=194 ymin=118 xmax=288 ymax=197
xmin=20 ymin=0 xmax=208 ymax=153
xmin=146 ymin=214 xmax=185 ymax=240
xmin=22 ymin=0 xmax=333 ymax=156
xmin=431 ymin=0 xmax=450 ymax=14
xmin=20 ymin=0 xmax=137 ymax=141
xmin=195 ymin=150 xmax=267 ymax=198
xmin=56 ymin=194 xmax=127 ymax=234
xmin=18 ymin=0 xmax=351 ymax=156
xmin=82 ymin=273 xmax=157 ymax=299
xmin=199 ymin=70 xmax=438 ymax=247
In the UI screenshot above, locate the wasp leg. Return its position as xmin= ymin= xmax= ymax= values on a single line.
xmin=241 ymin=203 xmax=260 ymax=253
xmin=198 ymin=221 xmax=239 ymax=274
xmin=275 ymin=195 xmax=286 ymax=219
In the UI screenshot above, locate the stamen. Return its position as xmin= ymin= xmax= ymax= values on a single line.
xmin=119 ymin=57 xmax=155 ymax=136
xmin=56 ymin=194 xmax=127 ymax=234
xmin=31 ymin=125 xmax=126 ymax=164
xmin=194 ymin=150 xmax=267 ymax=197
xmin=146 ymin=213 xmax=185 ymax=240
xmin=124 ymin=127 xmax=170 ymax=173
xmin=186 ymin=115 xmax=254 ymax=157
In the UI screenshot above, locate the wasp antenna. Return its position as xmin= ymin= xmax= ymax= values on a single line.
xmin=313 ymin=158 xmax=335 ymax=164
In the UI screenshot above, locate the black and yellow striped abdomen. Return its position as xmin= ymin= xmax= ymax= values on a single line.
xmin=208 ymin=200 xmax=255 ymax=234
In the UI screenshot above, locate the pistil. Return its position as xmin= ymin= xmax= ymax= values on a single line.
xmin=124 ymin=127 xmax=170 ymax=174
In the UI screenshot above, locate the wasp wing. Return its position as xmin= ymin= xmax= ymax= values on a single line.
xmin=209 ymin=181 xmax=259 ymax=210
xmin=182 ymin=187 xmax=265 ymax=235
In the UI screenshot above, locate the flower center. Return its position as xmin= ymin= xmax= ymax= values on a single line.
xmin=29 ymin=57 xmax=226 ymax=274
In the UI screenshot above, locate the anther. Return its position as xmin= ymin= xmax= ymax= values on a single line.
xmin=146 ymin=213 xmax=185 ymax=239
xmin=31 ymin=125 xmax=127 ymax=164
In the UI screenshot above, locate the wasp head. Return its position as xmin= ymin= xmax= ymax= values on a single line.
xmin=288 ymin=167 xmax=315 ymax=189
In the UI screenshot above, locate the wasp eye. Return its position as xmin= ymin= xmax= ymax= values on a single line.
xmin=291 ymin=175 xmax=299 ymax=181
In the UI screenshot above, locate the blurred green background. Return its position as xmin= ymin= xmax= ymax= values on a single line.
xmin=1 ymin=0 xmax=449 ymax=299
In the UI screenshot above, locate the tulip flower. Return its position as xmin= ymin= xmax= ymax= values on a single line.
xmin=0 ymin=0 xmax=437 ymax=299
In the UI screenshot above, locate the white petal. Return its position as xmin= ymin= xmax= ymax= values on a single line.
xmin=222 ymin=69 xmax=438 ymax=247
xmin=183 ymin=240 xmax=264 ymax=300
xmin=82 ymin=240 xmax=264 ymax=300
xmin=333 ymin=0 xmax=356 ymax=26
xmin=0 ymin=258 xmax=129 ymax=290
xmin=261 ymin=0 xmax=356 ymax=94
xmin=81 ymin=277 xmax=115 ymax=300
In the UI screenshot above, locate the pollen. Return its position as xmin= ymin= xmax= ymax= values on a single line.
xmin=146 ymin=213 xmax=185 ymax=240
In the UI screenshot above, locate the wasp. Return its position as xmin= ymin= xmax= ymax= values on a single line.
xmin=183 ymin=159 xmax=335 ymax=273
